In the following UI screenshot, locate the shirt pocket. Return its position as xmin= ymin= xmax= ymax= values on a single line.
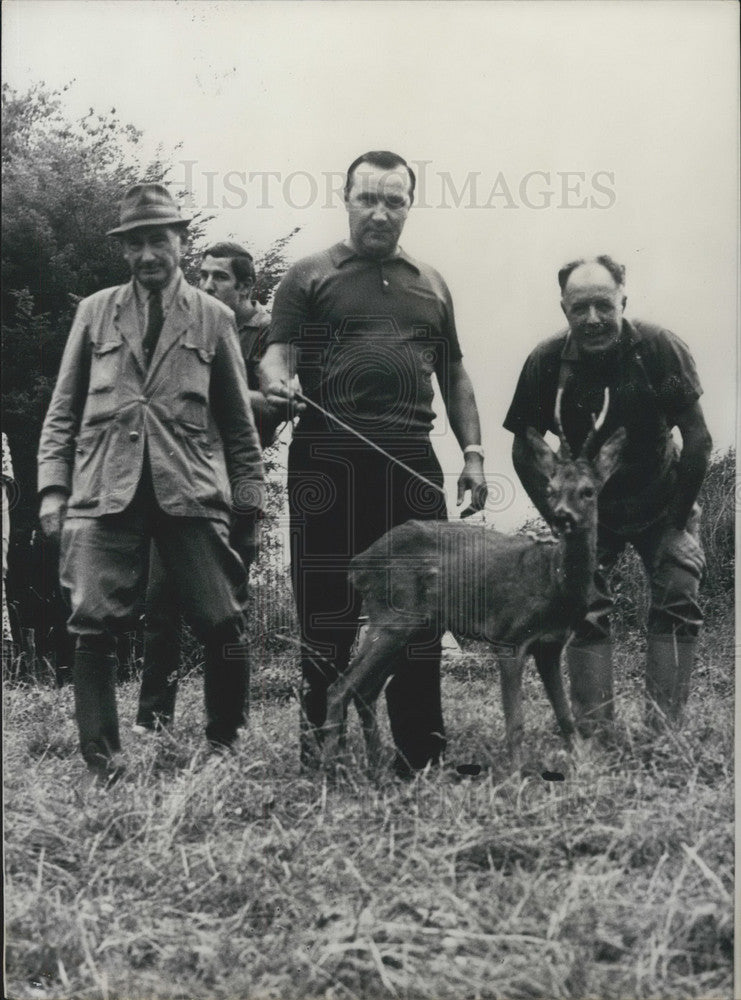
xmin=176 ymin=340 xmax=215 ymax=429
xmin=86 ymin=337 xmax=123 ymax=423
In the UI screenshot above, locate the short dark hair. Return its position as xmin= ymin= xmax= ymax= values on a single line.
xmin=344 ymin=150 xmax=416 ymax=203
xmin=203 ymin=241 xmax=256 ymax=286
xmin=558 ymin=255 xmax=626 ymax=293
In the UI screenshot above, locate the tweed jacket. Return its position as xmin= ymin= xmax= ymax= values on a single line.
xmin=38 ymin=274 xmax=264 ymax=523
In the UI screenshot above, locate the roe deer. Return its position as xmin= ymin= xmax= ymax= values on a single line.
xmin=322 ymin=398 xmax=626 ymax=773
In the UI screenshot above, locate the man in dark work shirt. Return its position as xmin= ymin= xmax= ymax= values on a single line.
xmin=504 ymin=255 xmax=712 ymax=735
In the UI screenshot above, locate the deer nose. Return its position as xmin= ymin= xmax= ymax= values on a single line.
xmin=551 ymin=508 xmax=576 ymax=535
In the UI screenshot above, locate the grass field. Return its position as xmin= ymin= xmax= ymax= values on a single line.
xmin=3 ymin=605 xmax=733 ymax=1000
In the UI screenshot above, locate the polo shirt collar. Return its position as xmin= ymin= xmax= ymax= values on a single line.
xmin=560 ymin=318 xmax=638 ymax=362
xmin=328 ymin=241 xmax=420 ymax=273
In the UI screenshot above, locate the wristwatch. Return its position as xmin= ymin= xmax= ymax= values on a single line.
xmin=463 ymin=445 xmax=485 ymax=459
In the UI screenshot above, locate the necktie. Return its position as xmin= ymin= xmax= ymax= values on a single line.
xmin=143 ymin=289 xmax=164 ymax=366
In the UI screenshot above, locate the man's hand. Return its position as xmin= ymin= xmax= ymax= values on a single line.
xmin=262 ymin=375 xmax=306 ymax=419
xmin=231 ymin=514 xmax=262 ymax=572
xmin=457 ymin=455 xmax=488 ymax=518
xmin=654 ymin=519 xmax=706 ymax=580
xmin=39 ymin=489 xmax=68 ymax=545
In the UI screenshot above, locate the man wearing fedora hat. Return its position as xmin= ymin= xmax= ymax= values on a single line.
xmin=38 ymin=182 xmax=265 ymax=783
xmin=133 ymin=240 xmax=291 ymax=735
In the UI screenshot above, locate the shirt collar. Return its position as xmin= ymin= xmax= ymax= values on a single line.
xmin=560 ymin=317 xmax=638 ymax=362
xmin=328 ymin=241 xmax=420 ymax=274
xmin=237 ymin=301 xmax=269 ymax=331
xmin=133 ymin=269 xmax=183 ymax=312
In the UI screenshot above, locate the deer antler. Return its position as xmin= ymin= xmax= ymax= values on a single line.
xmin=553 ymin=387 xmax=572 ymax=459
xmin=580 ymin=387 xmax=610 ymax=458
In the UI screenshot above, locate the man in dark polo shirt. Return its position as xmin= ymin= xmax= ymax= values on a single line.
xmin=260 ymin=150 xmax=487 ymax=775
xmin=134 ymin=242 xmax=287 ymax=734
xmin=504 ymin=255 xmax=712 ymax=733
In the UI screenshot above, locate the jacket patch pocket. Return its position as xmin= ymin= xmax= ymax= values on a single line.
xmin=85 ymin=339 xmax=123 ymax=423
xmin=71 ymin=425 xmax=107 ymax=507
xmin=176 ymin=341 xmax=214 ymax=428
xmin=178 ymin=390 xmax=209 ymax=430
xmin=89 ymin=338 xmax=123 ymax=393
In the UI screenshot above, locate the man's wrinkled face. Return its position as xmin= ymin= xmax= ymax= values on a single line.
xmin=345 ymin=164 xmax=412 ymax=259
xmin=121 ymin=225 xmax=184 ymax=290
xmin=199 ymin=256 xmax=250 ymax=312
xmin=561 ymin=263 xmax=626 ymax=358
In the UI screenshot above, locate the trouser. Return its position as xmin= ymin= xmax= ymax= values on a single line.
xmin=288 ymin=433 xmax=447 ymax=771
xmin=60 ymin=472 xmax=249 ymax=750
xmin=573 ymin=512 xmax=703 ymax=644
xmin=136 ymin=540 xmax=252 ymax=729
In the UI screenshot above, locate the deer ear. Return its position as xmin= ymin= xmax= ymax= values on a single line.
xmin=593 ymin=427 xmax=626 ymax=484
xmin=525 ymin=427 xmax=556 ymax=478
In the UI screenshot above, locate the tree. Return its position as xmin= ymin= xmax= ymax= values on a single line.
xmin=252 ymin=226 xmax=301 ymax=305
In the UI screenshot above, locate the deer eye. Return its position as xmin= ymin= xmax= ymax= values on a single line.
xmin=581 ymin=486 xmax=595 ymax=499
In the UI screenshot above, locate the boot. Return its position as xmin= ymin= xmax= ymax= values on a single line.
xmin=203 ymin=620 xmax=249 ymax=750
xmin=567 ymin=641 xmax=614 ymax=738
xmin=72 ymin=649 xmax=124 ymax=784
xmin=645 ymin=634 xmax=695 ymax=729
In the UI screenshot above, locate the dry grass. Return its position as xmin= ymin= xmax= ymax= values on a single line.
xmin=3 ymin=609 xmax=733 ymax=1000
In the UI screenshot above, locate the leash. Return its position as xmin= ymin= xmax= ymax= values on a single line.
xmin=290 ymin=389 xmax=448 ymax=500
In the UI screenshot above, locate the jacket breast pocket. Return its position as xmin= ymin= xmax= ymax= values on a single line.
xmin=86 ymin=338 xmax=123 ymax=422
xmin=176 ymin=341 xmax=214 ymax=429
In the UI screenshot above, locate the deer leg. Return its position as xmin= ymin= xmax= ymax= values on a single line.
xmin=324 ymin=625 xmax=407 ymax=771
xmin=322 ymin=680 xmax=350 ymax=769
xmin=498 ymin=655 xmax=525 ymax=767
xmin=532 ymin=641 xmax=576 ymax=745
xmin=353 ymin=667 xmax=392 ymax=777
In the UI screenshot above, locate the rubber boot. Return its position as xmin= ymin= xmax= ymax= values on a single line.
xmin=72 ymin=650 xmax=124 ymax=785
xmin=645 ymin=634 xmax=695 ymax=729
xmin=566 ymin=641 xmax=614 ymax=738
xmin=203 ymin=620 xmax=249 ymax=751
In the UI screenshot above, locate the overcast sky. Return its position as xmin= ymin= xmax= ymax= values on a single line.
xmin=3 ymin=0 xmax=738 ymax=527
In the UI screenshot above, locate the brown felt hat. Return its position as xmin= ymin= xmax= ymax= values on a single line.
xmin=107 ymin=183 xmax=191 ymax=236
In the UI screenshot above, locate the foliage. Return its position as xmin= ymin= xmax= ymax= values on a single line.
xmin=3 ymin=82 xmax=142 ymax=325
xmin=697 ymin=447 xmax=735 ymax=598
xmin=252 ymin=226 xmax=301 ymax=305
